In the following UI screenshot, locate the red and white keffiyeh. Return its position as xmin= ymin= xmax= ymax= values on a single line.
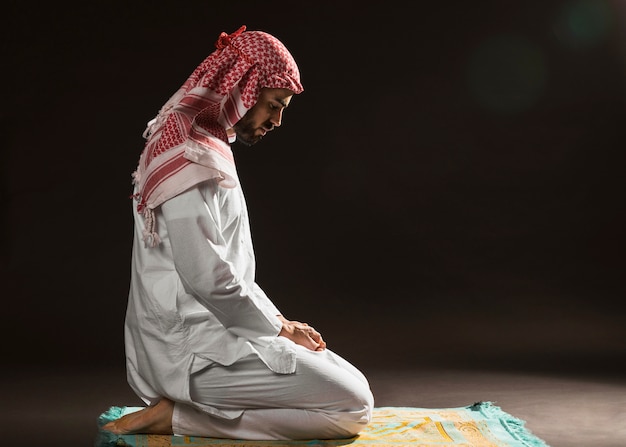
xmin=131 ymin=26 xmax=303 ymax=246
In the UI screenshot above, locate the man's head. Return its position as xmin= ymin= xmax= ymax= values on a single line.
xmin=135 ymin=26 xmax=303 ymax=232
xmin=233 ymin=87 xmax=294 ymax=146
xmin=202 ymin=26 xmax=303 ymax=138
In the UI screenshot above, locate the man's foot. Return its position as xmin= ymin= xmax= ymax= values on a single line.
xmin=102 ymin=398 xmax=175 ymax=435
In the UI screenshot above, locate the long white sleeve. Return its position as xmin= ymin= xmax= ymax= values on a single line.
xmin=160 ymin=181 xmax=282 ymax=341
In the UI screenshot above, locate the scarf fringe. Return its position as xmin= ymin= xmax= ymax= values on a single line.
xmin=141 ymin=208 xmax=161 ymax=248
xmin=131 ymin=170 xmax=161 ymax=248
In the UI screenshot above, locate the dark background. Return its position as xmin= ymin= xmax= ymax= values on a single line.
xmin=2 ymin=0 xmax=625 ymax=376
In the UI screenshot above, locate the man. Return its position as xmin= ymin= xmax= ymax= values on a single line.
xmin=102 ymin=26 xmax=374 ymax=440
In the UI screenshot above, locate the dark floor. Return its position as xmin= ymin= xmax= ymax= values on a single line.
xmin=2 ymin=361 xmax=625 ymax=447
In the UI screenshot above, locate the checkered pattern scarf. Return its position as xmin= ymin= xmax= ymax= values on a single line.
xmin=131 ymin=26 xmax=303 ymax=246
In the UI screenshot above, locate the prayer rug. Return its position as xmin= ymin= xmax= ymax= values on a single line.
xmin=95 ymin=401 xmax=549 ymax=447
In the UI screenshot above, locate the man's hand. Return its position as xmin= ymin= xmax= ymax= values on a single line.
xmin=277 ymin=315 xmax=326 ymax=351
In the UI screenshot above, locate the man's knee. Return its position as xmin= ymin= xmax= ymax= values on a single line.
xmin=329 ymin=403 xmax=373 ymax=438
xmin=331 ymin=385 xmax=374 ymax=438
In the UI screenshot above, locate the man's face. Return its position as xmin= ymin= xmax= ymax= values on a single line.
xmin=233 ymin=87 xmax=294 ymax=146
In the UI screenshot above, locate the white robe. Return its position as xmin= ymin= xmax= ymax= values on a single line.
xmin=125 ymin=178 xmax=297 ymax=417
xmin=124 ymin=177 xmax=373 ymax=439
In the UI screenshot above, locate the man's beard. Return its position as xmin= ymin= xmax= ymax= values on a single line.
xmin=234 ymin=120 xmax=261 ymax=147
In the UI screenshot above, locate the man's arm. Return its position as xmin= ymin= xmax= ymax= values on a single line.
xmin=160 ymin=183 xmax=325 ymax=351
xmin=161 ymin=185 xmax=282 ymax=341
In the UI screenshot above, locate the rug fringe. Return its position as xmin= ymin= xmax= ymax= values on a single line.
xmin=469 ymin=401 xmax=550 ymax=447
xmin=97 ymin=406 xmax=126 ymax=427
xmin=95 ymin=406 xmax=144 ymax=447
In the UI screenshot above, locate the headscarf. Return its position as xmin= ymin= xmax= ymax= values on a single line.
xmin=131 ymin=26 xmax=303 ymax=246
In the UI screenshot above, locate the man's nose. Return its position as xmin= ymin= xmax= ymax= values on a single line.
xmin=270 ymin=109 xmax=284 ymax=127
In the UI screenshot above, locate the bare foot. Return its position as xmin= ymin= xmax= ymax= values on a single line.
xmin=102 ymin=398 xmax=174 ymax=435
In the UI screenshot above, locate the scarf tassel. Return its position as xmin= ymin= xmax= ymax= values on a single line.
xmin=141 ymin=208 xmax=162 ymax=248
xmin=130 ymin=171 xmax=161 ymax=248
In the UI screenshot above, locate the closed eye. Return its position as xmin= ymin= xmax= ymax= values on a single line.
xmin=270 ymin=101 xmax=287 ymax=111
